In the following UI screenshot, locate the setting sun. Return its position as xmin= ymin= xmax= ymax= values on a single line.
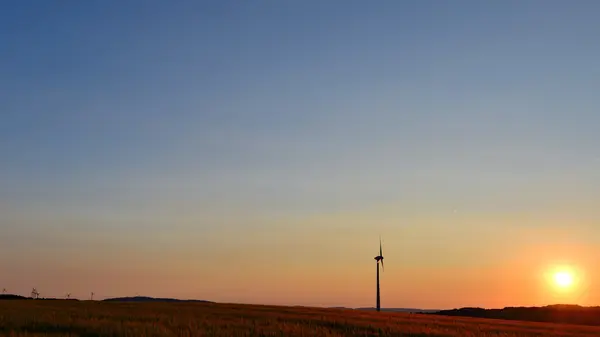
xmin=554 ymin=271 xmax=574 ymax=288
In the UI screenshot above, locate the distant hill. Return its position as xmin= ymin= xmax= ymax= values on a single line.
xmin=356 ymin=307 xmax=440 ymax=313
xmin=0 ymin=294 xmax=79 ymax=301
xmin=103 ymin=296 xmax=213 ymax=303
xmin=0 ymin=294 xmax=29 ymax=300
xmin=432 ymin=304 xmax=600 ymax=326
xmin=328 ymin=307 xmax=439 ymax=313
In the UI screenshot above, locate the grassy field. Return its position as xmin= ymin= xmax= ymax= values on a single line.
xmin=1 ymin=301 xmax=600 ymax=336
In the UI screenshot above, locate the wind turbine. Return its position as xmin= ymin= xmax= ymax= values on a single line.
xmin=31 ymin=288 xmax=39 ymax=299
xmin=90 ymin=292 xmax=94 ymax=301
xmin=374 ymin=237 xmax=384 ymax=311
xmin=66 ymin=293 xmax=71 ymax=299
xmin=2 ymin=288 xmax=6 ymax=294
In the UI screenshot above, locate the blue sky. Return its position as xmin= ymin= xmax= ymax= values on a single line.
xmin=1 ymin=1 xmax=599 ymax=307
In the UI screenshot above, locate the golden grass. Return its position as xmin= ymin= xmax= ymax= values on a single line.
xmin=1 ymin=300 xmax=600 ymax=336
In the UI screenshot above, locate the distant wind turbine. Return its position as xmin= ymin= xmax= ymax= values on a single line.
xmin=90 ymin=292 xmax=94 ymax=301
xmin=374 ymin=237 xmax=384 ymax=312
xmin=31 ymin=288 xmax=39 ymax=299
xmin=2 ymin=288 xmax=6 ymax=294
xmin=66 ymin=293 xmax=71 ymax=299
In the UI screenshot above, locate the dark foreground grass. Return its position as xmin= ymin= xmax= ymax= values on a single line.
xmin=1 ymin=300 xmax=600 ymax=336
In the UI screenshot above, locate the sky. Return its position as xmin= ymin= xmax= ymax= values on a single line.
xmin=1 ymin=0 xmax=599 ymax=309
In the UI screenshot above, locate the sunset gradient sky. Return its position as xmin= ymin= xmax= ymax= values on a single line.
xmin=1 ymin=1 xmax=599 ymax=309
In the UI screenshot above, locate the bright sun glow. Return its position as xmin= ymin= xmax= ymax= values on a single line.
xmin=554 ymin=271 xmax=574 ymax=288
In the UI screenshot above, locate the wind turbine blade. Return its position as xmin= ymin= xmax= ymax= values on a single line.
xmin=381 ymin=259 xmax=384 ymax=271
xmin=379 ymin=236 xmax=382 ymax=256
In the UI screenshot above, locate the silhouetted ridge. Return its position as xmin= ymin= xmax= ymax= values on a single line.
xmin=0 ymin=294 xmax=29 ymax=300
xmin=356 ymin=307 xmax=439 ymax=313
xmin=432 ymin=305 xmax=600 ymax=326
xmin=0 ymin=294 xmax=80 ymax=301
xmin=103 ymin=296 xmax=212 ymax=303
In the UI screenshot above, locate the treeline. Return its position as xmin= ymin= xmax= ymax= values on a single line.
xmin=432 ymin=304 xmax=600 ymax=326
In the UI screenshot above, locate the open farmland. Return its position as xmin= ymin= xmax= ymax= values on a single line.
xmin=1 ymin=301 xmax=600 ymax=336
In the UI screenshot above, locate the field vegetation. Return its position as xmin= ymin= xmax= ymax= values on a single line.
xmin=1 ymin=300 xmax=600 ymax=336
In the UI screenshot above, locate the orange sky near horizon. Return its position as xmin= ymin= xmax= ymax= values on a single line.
xmin=2 ymin=203 xmax=598 ymax=309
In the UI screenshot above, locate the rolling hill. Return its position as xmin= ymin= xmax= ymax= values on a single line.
xmin=432 ymin=304 xmax=600 ymax=326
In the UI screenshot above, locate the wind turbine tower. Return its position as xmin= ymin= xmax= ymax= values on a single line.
xmin=374 ymin=237 xmax=384 ymax=311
